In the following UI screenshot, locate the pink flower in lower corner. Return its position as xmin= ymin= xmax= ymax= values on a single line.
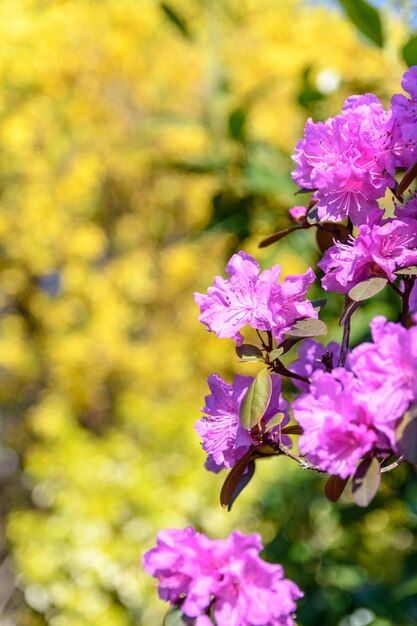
xmin=194 ymin=251 xmax=317 ymax=345
xmin=196 ymin=374 xmax=289 ymax=473
xmin=143 ymin=528 xmax=303 ymax=626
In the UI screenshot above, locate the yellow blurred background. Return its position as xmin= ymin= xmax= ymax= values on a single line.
xmin=0 ymin=1 xmax=412 ymax=625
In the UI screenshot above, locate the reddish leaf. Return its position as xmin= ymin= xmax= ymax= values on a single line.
xmin=316 ymin=224 xmax=349 ymax=254
xmin=397 ymin=159 xmax=417 ymax=197
xmin=259 ymin=227 xmax=301 ymax=248
xmin=324 ymin=475 xmax=349 ymax=502
xmin=352 ymin=457 xmax=381 ymax=507
xmin=220 ymin=448 xmax=256 ymax=508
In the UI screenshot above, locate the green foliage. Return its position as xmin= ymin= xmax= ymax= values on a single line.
xmin=337 ymin=0 xmax=384 ymax=47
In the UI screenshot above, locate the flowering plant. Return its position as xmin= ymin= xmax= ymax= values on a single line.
xmin=145 ymin=67 xmax=417 ymax=625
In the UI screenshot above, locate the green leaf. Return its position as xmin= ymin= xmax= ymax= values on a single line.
xmin=352 ymin=457 xmax=381 ymax=507
xmin=287 ymin=318 xmax=327 ymax=338
xmin=160 ymin=2 xmax=192 ymax=39
xmin=325 ymin=474 xmax=349 ymax=503
xmin=348 ymin=277 xmax=387 ymax=302
xmin=396 ymin=407 xmax=417 ymax=464
xmin=394 ymin=265 xmax=417 ymax=276
xmin=337 ymin=0 xmax=384 ymax=47
xmin=239 ymin=369 xmax=272 ymax=430
xmin=163 ymin=607 xmax=190 ymax=626
xmin=264 ymin=412 xmax=285 ymax=433
xmin=235 ymin=344 xmax=263 ymax=362
xmin=268 ymin=347 xmax=284 ymax=361
xmin=402 ymin=34 xmax=417 ymax=68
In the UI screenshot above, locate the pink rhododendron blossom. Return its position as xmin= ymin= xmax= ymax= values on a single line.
xmin=143 ymin=528 xmax=303 ymax=626
xmin=318 ymin=218 xmax=417 ymax=293
xmin=194 ymin=251 xmax=317 ymax=345
xmin=293 ymin=369 xmax=380 ymax=478
xmin=391 ymin=66 xmax=417 ymax=168
xmin=292 ymin=94 xmax=394 ymax=225
xmin=289 ymin=338 xmax=341 ymax=391
xmin=349 ymin=316 xmax=417 ymax=445
xmin=196 ymin=374 xmax=290 ymax=473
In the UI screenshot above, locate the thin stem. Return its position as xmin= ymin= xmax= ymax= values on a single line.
xmin=256 ymin=329 xmax=268 ymax=351
xmin=347 ymin=218 xmax=353 ymax=238
xmin=338 ymin=297 xmax=354 ymax=367
xmin=402 ymin=277 xmax=416 ymax=326
xmin=277 ymin=442 xmax=325 ymax=472
xmin=389 ymin=281 xmax=403 ymax=297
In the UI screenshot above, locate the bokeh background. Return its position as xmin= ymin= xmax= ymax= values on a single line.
xmin=0 ymin=1 xmax=416 ymax=625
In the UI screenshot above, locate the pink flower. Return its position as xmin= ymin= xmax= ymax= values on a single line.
xmin=196 ymin=374 xmax=289 ymax=473
xmin=194 ymin=251 xmax=317 ymax=345
xmin=289 ymin=205 xmax=307 ymax=223
xmin=391 ymin=66 xmax=417 ymax=168
xmin=143 ymin=528 xmax=303 ymax=626
xmin=394 ymin=191 xmax=417 ymax=219
xmin=293 ymin=368 xmax=379 ymax=479
xmin=349 ymin=316 xmax=417 ymax=445
xmin=289 ymin=338 xmax=341 ymax=391
xmin=318 ymin=218 xmax=417 ymax=293
xmin=292 ymin=94 xmax=394 ymax=225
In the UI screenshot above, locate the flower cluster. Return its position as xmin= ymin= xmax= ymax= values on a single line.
xmin=143 ymin=527 xmax=303 ymax=626
xmin=146 ymin=65 xmax=417 ymax=626
xmin=194 ymin=251 xmax=317 ymax=346
xmin=319 ymin=218 xmax=417 ymax=293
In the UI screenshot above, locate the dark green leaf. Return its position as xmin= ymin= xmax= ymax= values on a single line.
xmin=311 ymin=298 xmax=327 ymax=312
xmin=325 ymin=475 xmax=349 ymax=503
xmin=160 ymin=2 xmax=192 ymax=39
xmin=337 ymin=0 xmax=384 ymax=47
xmin=287 ymin=318 xmax=327 ymax=338
xmin=402 ymin=34 xmax=417 ymax=68
xmin=268 ymin=347 xmax=284 ymax=361
xmin=352 ymin=457 xmax=381 ymax=507
xmin=235 ymin=344 xmax=263 ymax=361
xmin=239 ymin=369 xmax=272 ymax=430
xmin=297 ymin=66 xmax=325 ymax=108
xmin=396 ymin=407 xmax=417 ymax=464
xmin=228 ymin=107 xmax=247 ymax=143
xmin=348 ymin=277 xmax=387 ymax=302
xmin=396 ymin=159 xmax=417 ymax=196
xmin=306 ymin=206 xmax=319 ymax=225
xmin=280 ymin=424 xmax=303 ymax=435
xmin=394 ymin=265 xmax=417 ymax=276
xmin=264 ymin=412 xmax=285 ymax=433
xmin=220 ymin=448 xmax=256 ymax=508
xmin=259 ymin=227 xmax=301 ymax=248
xmin=166 ymin=157 xmax=226 ymax=174
xmin=226 ymin=461 xmax=255 ymax=511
